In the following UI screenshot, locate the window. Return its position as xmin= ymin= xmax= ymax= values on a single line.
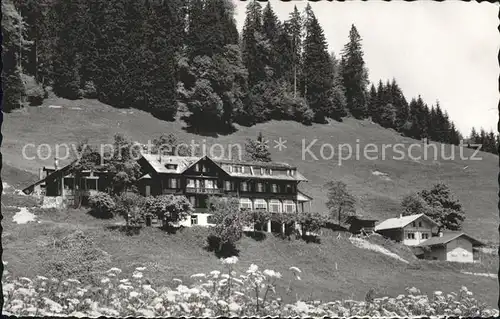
xmin=254 ymin=199 xmax=267 ymax=210
xmin=187 ymin=179 xmax=195 ymax=188
xmin=202 ymin=164 xmax=208 ymax=173
xmin=165 ymin=164 xmax=177 ymax=170
xmin=195 ymin=163 xmax=200 ymax=172
xmin=283 ymin=200 xmax=296 ymax=213
xmin=234 ymin=166 xmax=242 ymax=173
xmin=418 ymin=221 xmax=422 ymax=227
xmin=407 ymin=232 xmax=415 ymax=240
xmin=269 ymin=200 xmax=281 ymax=213
xmin=191 ymin=215 xmax=198 ymax=225
xmin=271 ymin=183 xmax=278 ymax=193
xmin=205 ymin=180 xmax=215 ymax=189
xmin=240 ymin=181 xmax=248 ymax=192
xmin=239 ymin=198 xmax=252 ymax=210
xmin=421 ymin=233 xmax=429 ymax=240
xmin=256 ymin=182 xmax=264 ymax=192
xmin=412 ymin=222 xmax=416 ymax=227
xmin=169 ymin=178 xmax=178 ymax=188
xmin=268 ymin=169 xmax=273 ymax=175
xmin=285 ymin=184 xmax=293 ymax=194
xmin=188 ymin=196 xmax=196 ymax=206
xmin=290 ymin=170 xmax=295 ymax=176
xmin=224 ymin=181 xmax=232 ymax=191
xmin=260 ymin=168 xmax=264 ymax=175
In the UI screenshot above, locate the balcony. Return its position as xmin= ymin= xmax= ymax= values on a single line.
xmin=185 ymin=187 xmax=223 ymax=195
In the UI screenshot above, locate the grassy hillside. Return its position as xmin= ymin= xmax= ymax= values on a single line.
xmin=1 ymin=205 xmax=497 ymax=307
xmin=2 ymin=97 xmax=498 ymax=243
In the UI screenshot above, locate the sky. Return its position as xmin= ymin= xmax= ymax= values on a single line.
xmin=232 ymin=0 xmax=499 ymax=136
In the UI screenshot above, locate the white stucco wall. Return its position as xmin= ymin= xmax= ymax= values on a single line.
xmin=402 ymin=217 xmax=435 ymax=246
xmin=446 ymin=237 xmax=473 ymax=263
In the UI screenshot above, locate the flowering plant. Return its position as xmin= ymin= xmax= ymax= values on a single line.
xmin=2 ymin=259 xmax=497 ymax=317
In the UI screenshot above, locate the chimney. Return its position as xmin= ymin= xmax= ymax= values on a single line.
xmin=54 ymin=157 xmax=59 ymax=170
xmin=438 ymin=231 xmax=443 ymax=237
xmin=39 ymin=167 xmax=44 ymax=180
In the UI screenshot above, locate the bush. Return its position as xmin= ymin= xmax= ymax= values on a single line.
xmin=115 ymin=192 xmax=146 ymax=226
xmin=3 ymin=258 xmax=498 ymax=317
xmin=22 ymin=74 xmax=45 ymax=106
xmin=80 ymin=81 xmax=97 ymax=98
xmin=144 ymin=194 xmax=193 ymax=226
xmin=88 ymin=192 xmax=116 ymax=219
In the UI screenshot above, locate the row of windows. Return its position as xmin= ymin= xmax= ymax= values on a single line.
xmin=161 ymin=178 xmax=296 ymax=194
xmin=239 ymin=198 xmax=297 ymax=213
xmin=406 ymin=232 xmax=430 ymax=240
xmin=411 ymin=221 xmax=423 ymax=227
xmin=233 ymin=181 xmax=295 ymax=193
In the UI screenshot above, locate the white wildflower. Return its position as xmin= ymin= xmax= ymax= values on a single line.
xmin=101 ymin=278 xmax=110 ymax=284
xmin=179 ymin=302 xmax=191 ymax=313
xmin=191 ymin=273 xmax=206 ymax=278
xmin=36 ymin=275 xmax=48 ymax=281
xmin=99 ymin=307 xmax=120 ymax=316
xmin=107 ymin=267 xmax=122 ymax=273
xmin=66 ymin=278 xmax=81 ymax=284
xmin=138 ymin=308 xmax=155 ymax=317
xmin=119 ymin=279 xmax=130 ymax=283
xmin=129 ymin=291 xmax=140 ymax=298
xmin=173 ymin=278 xmax=182 ymax=284
xmin=210 ymin=270 xmax=221 ymax=276
xmin=43 ymin=297 xmax=63 ymax=313
xmin=142 ymin=285 xmax=157 ymax=294
xmin=229 ymin=302 xmax=241 ymax=312
xmin=69 ymin=311 xmax=87 ymax=318
xmin=263 ymin=269 xmax=281 ymax=278
xmin=218 ymin=300 xmax=228 ymax=307
xmin=221 ymin=256 xmax=238 ymax=264
xmin=19 ymin=277 xmax=33 ymax=284
xmin=247 ymin=264 xmax=259 ymax=273
xmin=289 ymin=266 xmax=302 ymax=273
xmin=135 ymin=266 xmax=146 ymax=271
xmin=132 ymin=271 xmax=143 ymax=279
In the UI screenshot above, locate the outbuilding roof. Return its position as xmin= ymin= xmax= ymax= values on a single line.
xmin=417 ymin=232 xmax=484 ymax=247
xmin=374 ymin=214 xmax=439 ymax=231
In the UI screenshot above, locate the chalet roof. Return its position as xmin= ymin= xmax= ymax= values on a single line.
xmin=215 ymin=158 xmax=295 ymax=169
xmin=374 ymin=214 xmax=439 ymax=231
xmin=22 ymin=160 xmax=78 ymax=193
xmin=141 ymin=153 xmax=201 ymax=174
xmin=140 ymin=153 xmax=308 ymax=181
xmin=297 ymin=190 xmax=313 ymax=202
xmin=417 ymin=232 xmax=484 ymax=247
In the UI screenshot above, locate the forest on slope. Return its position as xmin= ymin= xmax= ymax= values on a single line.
xmin=2 ymin=0 xmax=498 ymax=153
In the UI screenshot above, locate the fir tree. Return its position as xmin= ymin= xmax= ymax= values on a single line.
xmin=241 ymin=0 xmax=266 ymax=87
xmin=341 ymin=24 xmax=369 ymax=119
xmin=302 ymin=5 xmax=338 ymax=122
xmin=244 ymin=132 xmax=272 ymax=162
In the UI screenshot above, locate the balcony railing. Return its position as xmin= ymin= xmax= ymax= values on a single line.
xmin=185 ymin=187 xmax=223 ymax=195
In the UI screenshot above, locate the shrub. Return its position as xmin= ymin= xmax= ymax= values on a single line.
xmin=144 ymin=194 xmax=193 ymax=227
xmin=207 ymin=196 xmax=245 ymax=254
xmin=80 ymin=81 xmax=97 ymax=98
xmin=115 ymin=192 xmax=146 ymax=226
xmin=88 ymin=191 xmax=116 ymax=218
xmin=22 ymin=74 xmax=45 ymax=106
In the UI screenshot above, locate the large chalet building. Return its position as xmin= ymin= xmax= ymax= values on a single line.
xmin=23 ymin=153 xmax=313 ymax=229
